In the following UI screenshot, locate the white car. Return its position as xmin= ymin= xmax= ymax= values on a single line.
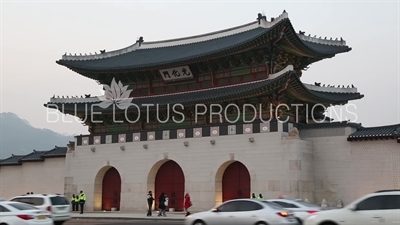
xmin=267 ymin=199 xmax=322 ymax=224
xmin=10 ymin=194 xmax=71 ymax=225
xmin=304 ymin=190 xmax=400 ymax=225
xmin=184 ymin=198 xmax=299 ymax=225
xmin=0 ymin=201 xmax=53 ymax=225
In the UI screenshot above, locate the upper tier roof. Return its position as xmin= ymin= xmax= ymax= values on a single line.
xmin=57 ymin=11 xmax=350 ymax=73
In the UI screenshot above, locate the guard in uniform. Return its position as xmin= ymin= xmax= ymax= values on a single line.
xmin=79 ymin=190 xmax=86 ymax=214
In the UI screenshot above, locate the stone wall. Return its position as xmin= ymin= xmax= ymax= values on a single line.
xmin=0 ymin=158 xmax=65 ymax=199
xmin=301 ymin=126 xmax=399 ymax=207
xmin=65 ymin=129 xmax=314 ymax=211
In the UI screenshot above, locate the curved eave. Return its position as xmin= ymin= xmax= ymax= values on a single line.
xmin=45 ymin=71 xmax=296 ymax=114
xmin=55 ymin=23 xmax=280 ymax=74
xmin=44 ymin=70 xmax=362 ymax=115
xmin=56 ymin=18 xmax=350 ymax=76
xmin=287 ymin=76 xmax=363 ymax=105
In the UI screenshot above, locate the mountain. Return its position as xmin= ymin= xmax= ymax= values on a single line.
xmin=0 ymin=112 xmax=74 ymax=159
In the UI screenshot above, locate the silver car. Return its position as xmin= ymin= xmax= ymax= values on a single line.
xmin=266 ymin=199 xmax=322 ymax=224
xmin=184 ymin=198 xmax=299 ymax=225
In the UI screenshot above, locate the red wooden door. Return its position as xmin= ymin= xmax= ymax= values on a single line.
xmin=102 ymin=167 xmax=121 ymax=211
xmin=155 ymin=161 xmax=185 ymax=211
xmin=222 ymin=161 xmax=250 ymax=202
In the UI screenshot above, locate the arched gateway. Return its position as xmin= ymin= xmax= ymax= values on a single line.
xmin=101 ymin=167 xmax=121 ymax=211
xmin=222 ymin=161 xmax=250 ymax=202
xmin=155 ymin=160 xmax=185 ymax=211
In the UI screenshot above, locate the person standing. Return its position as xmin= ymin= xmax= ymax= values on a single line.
xmin=251 ymin=193 xmax=256 ymax=199
xmin=79 ymin=190 xmax=86 ymax=214
xmin=75 ymin=194 xmax=80 ymax=210
xmin=184 ymin=193 xmax=192 ymax=217
xmin=71 ymin=194 xmax=76 ymax=211
xmin=157 ymin=192 xmax=166 ymax=216
xmin=258 ymin=193 xmax=264 ymax=200
xmin=146 ymin=191 xmax=154 ymax=216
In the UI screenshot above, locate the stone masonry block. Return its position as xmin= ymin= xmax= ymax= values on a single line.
xmin=268 ymin=180 xmax=281 ymax=191
xmin=289 ymin=160 xmax=301 ymax=170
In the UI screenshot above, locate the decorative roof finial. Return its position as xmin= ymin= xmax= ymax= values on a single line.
xmin=299 ymin=30 xmax=305 ymax=35
xmin=100 ymin=49 xmax=106 ymax=54
xmin=137 ymin=36 xmax=144 ymax=47
xmin=257 ymin=13 xmax=263 ymax=24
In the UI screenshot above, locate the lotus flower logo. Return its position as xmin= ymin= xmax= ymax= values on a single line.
xmin=97 ymin=78 xmax=133 ymax=110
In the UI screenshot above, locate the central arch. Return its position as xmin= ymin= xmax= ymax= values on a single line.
xmin=155 ymin=160 xmax=185 ymax=211
xmin=101 ymin=167 xmax=121 ymax=211
xmin=222 ymin=161 xmax=250 ymax=202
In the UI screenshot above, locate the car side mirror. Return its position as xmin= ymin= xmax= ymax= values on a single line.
xmin=211 ymin=208 xmax=219 ymax=212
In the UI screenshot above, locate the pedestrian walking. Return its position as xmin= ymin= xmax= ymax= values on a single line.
xmin=79 ymin=190 xmax=86 ymax=214
xmin=163 ymin=193 xmax=169 ymax=217
xmin=157 ymin=192 xmax=166 ymax=216
xmin=184 ymin=193 xmax=192 ymax=217
xmin=146 ymin=191 xmax=154 ymax=216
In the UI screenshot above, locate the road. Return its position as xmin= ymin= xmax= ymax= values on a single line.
xmin=65 ymin=218 xmax=184 ymax=225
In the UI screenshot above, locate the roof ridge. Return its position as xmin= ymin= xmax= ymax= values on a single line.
xmin=357 ymin=123 xmax=400 ymax=130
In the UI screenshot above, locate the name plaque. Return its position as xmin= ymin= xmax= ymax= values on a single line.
xmin=159 ymin=66 xmax=193 ymax=81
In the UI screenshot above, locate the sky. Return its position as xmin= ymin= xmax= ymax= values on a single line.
xmin=0 ymin=0 xmax=399 ymax=135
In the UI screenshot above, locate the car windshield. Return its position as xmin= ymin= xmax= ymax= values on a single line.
xmin=295 ymin=200 xmax=319 ymax=208
xmin=8 ymin=203 xmax=38 ymax=211
xmin=262 ymin=201 xmax=286 ymax=210
xmin=50 ymin=196 xmax=69 ymax=205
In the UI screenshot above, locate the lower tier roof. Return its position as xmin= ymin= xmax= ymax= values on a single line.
xmin=44 ymin=66 xmax=363 ymax=114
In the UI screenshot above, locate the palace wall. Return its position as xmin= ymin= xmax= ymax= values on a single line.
xmin=0 ymin=158 xmax=65 ymax=199
xmin=64 ymin=124 xmax=315 ymax=212
xmin=0 ymin=125 xmax=398 ymax=211
xmin=300 ymin=126 xmax=399 ymax=207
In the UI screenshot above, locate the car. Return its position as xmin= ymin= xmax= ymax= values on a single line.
xmin=0 ymin=201 xmax=53 ymax=225
xmin=184 ymin=198 xmax=299 ymax=225
xmin=9 ymin=194 xmax=71 ymax=225
xmin=267 ymin=199 xmax=322 ymax=224
xmin=304 ymin=190 xmax=400 ymax=225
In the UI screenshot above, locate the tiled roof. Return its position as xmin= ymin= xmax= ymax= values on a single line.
xmin=56 ymin=14 xmax=350 ymax=74
xmin=0 ymin=145 xmax=70 ymax=167
xmin=42 ymin=146 xmax=68 ymax=157
xmin=347 ymin=124 xmax=400 ymax=142
xmin=20 ymin=150 xmax=46 ymax=161
xmin=0 ymin=155 xmax=25 ymax=165
xmin=44 ymin=68 xmax=363 ymax=113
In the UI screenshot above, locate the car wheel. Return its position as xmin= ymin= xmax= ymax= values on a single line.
xmin=193 ymin=220 xmax=206 ymax=225
xmin=54 ymin=221 xmax=65 ymax=225
xmin=0 ymin=223 xmax=9 ymax=225
xmin=255 ymin=222 xmax=267 ymax=225
xmin=320 ymin=222 xmax=337 ymax=225
xmin=296 ymin=217 xmax=303 ymax=225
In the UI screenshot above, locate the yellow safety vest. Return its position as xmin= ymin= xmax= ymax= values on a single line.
xmin=79 ymin=193 xmax=86 ymax=201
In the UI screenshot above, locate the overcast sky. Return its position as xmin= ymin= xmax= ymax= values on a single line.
xmin=1 ymin=0 xmax=399 ymax=135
